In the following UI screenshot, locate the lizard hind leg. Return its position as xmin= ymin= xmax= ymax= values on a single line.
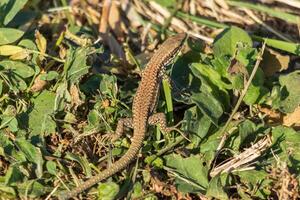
xmin=104 ymin=118 xmax=133 ymax=143
xmin=148 ymin=113 xmax=189 ymax=141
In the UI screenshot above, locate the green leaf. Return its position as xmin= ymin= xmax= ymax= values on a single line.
xmin=0 ymin=184 xmax=16 ymax=197
xmin=65 ymin=47 xmax=91 ymax=83
xmin=0 ymin=28 xmax=24 ymax=45
xmin=99 ymin=74 xmax=118 ymax=97
xmin=206 ymin=175 xmax=228 ymax=200
xmin=46 ymin=161 xmax=57 ymax=175
xmin=144 ymin=155 xmax=164 ymax=168
xmin=54 ymin=82 xmax=70 ymax=112
xmin=8 ymin=117 xmax=18 ymax=132
xmin=233 ymin=170 xmax=271 ymax=199
xmin=0 ymin=45 xmax=25 ymax=56
xmin=39 ymin=71 xmax=59 ymax=81
xmin=28 ymin=91 xmax=56 ymax=136
xmin=191 ymin=92 xmax=223 ymax=125
xmin=80 ymin=74 xmax=102 ymax=94
xmin=278 ymin=71 xmax=300 ymax=113
xmin=272 ymin=126 xmax=300 ymax=164
xmin=182 ymin=106 xmax=211 ymax=147
xmin=190 ymin=62 xmax=230 ymax=109
xmin=164 ymin=154 xmax=209 ymax=193
xmin=132 ymin=182 xmax=143 ymax=198
xmin=15 ymin=138 xmax=44 ymax=178
xmin=4 ymin=166 xmax=23 ymax=185
xmin=213 ymin=26 xmax=252 ymax=57
xmin=235 ymin=119 xmax=256 ymax=149
xmin=0 ymin=60 xmax=35 ymax=78
xmin=87 ymin=110 xmax=100 ymax=127
xmin=191 ymin=63 xmax=232 ymax=90
xmin=17 ymin=180 xmax=48 ymax=198
xmin=97 ymin=181 xmax=119 ymax=200
xmin=0 ymin=0 xmax=28 ymax=25
xmin=244 ymin=84 xmax=261 ymax=105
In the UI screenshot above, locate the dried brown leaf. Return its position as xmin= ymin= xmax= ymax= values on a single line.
xmin=30 ymin=73 xmax=47 ymax=92
xmin=70 ymin=84 xmax=83 ymax=110
xmin=35 ymin=30 xmax=47 ymax=60
xmin=260 ymin=48 xmax=289 ymax=77
xmin=109 ymin=1 xmax=124 ymax=39
xmin=283 ymin=106 xmax=300 ymax=127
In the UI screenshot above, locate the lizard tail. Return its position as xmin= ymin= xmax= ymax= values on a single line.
xmin=58 ymin=130 xmax=145 ymax=199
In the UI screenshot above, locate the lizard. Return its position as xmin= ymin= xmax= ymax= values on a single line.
xmin=58 ymin=33 xmax=187 ymax=199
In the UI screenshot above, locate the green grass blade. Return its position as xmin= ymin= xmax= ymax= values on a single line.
xmin=227 ymin=1 xmax=300 ymax=24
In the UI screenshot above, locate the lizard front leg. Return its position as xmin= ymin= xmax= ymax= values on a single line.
xmin=111 ymin=118 xmax=133 ymax=142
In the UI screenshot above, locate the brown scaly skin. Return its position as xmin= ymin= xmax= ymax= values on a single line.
xmin=58 ymin=33 xmax=187 ymax=199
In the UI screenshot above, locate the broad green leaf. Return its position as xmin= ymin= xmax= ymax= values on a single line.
xmin=9 ymin=74 xmax=28 ymax=91
xmin=15 ymin=138 xmax=44 ymax=178
xmin=278 ymin=71 xmax=300 ymax=113
xmin=39 ymin=71 xmax=59 ymax=81
xmin=190 ymin=62 xmax=230 ymax=109
xmin=17 ymin=180 xmax=48 ymax=198
xmin=0 ymin=45 xmax=25 ymax=56
xmin=1 ymin=106 xmax=18 ymax=132
xmin=7 ymin=117 xmax=18 ymax=132
xmin=4 ymin=166 xmax=23 ymax=185
xmin=64 ymin=47 xmax=90 ymax=83
xmin=97 ymin=181 xmax=119 ymax=200
xmin=1 ymin=0 xmax=28 ymax=25
xmin=54 ymin=82 xmax=70 ymax=112
xmin=28 ymin=91 xmax=56 ymax=136
xmin=0 ymin=60 xmax=35 ymax=78
xmin=80 ymin=74 xmax=102 ymax=94
xmin=235 ymin=119 xmax=256 ymax=149
xmin=171 ymin=51 xmax=202 ymax=104
xmin=46 ymin=161 xmax=57 ymax=175
xmin=191 ymin=63 xmax=232 ymax=90
xmin=182 ymin=106 xmax=211 ymax=147
xmin=211 ymin=55 xmax=231 ymax=77
xmin=206 ymin=176 xmax=228 ymax=200
xmin=132 ymin=182 xmax=143 ymax=198
xmin=191 ymin=92 xmax=223 ymax=125
xmin=87 ymin=109 xmax=100 ymax=127
xmin=200 ymin=120 xmax=241 ymax=153
xmin=164 ymin=154 xmax=209 ymax=193
xmin=0 ymin=28 xmax=24 ymax=45
xmin=272 ymin=126 xmax=300 ymax=164
xmin=213 ymin=26 xmax=252 ymax=57
xmin=99 ymin=74 xmax=118 ymax=97
xmin=0 ymin=184 xmax=16 ymax=197
xmin=244 ymin=84 xmax=261 ymax=105
xmin=144 ymin=155 xmax=164 ymax=168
